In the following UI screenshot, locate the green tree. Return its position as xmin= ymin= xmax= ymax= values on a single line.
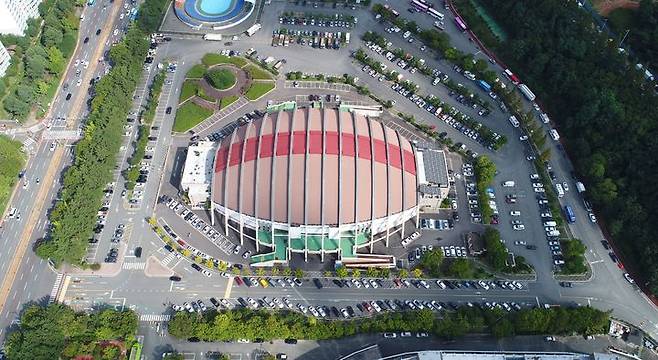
xmin=335 ymin=267 xmax=348 ymax=278
xmin=419 ymin=249 xmax=443 ymax=277
xmin=46 ymin=46 xmax=65 ymax=75
xmin=351 ymin=269 xmax=361 ymax=278
xmin=398 ymin=269 xmax=409 ymax=278
xmin=42 ymin=27 xmax=63 ymax=48
xmin=447 ymin=259 xmax=472 ymax=278
xmin=412 ymin=268 xmax=423 ymax=278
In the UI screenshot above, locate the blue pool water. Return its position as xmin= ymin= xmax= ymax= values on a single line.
xmin=198 ymin=0 xmax=231 ymax=14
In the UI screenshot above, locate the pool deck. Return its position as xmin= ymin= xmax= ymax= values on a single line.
xmin=160 ymin=0 xmax=263 ymax=36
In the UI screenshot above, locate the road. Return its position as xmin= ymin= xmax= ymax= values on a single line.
xmin=0 ymin=0 xmax=137 ymax=336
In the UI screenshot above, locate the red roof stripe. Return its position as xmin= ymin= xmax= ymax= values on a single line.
xmin=292 ymin=131 xmax=306 ymax=154
xmin=341 ymin=133 xmax=355 ymax=156
xmin=308 ymin=130 xmax=323 ymax=153
xmin=403 ymin=151 xmax=416 ymax=175
xmin=357 ymin=135 xmax=371 ymax=160
xmin=260 ymin=134 xmax=274 ymax=158
xmin=229 ymin=142 xmax=243 ymax=166
xmin=215 ymin=131 xmax=416 ymax=175
xmin=388 ymin=143 xmax=402 ymax=169
xmin=325 ymin=132 xmax=340 ymax=155
xmin=373 ymin=139 xmax=387 ymax=163
xmin=244 ymin=138 xmax=258 ymax=162
xmin=276 ymin=133 xmax=290 ymax=156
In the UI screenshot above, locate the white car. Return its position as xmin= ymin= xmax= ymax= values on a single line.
xmin=530 ymin=173 xmax=540 ymax=180
xmin=589 ymin=213 xmax=597 ymax=223
xmin=562 ymin=182 xmax=570 ymax=191
xmin=519 ymin=135 xmax=528 ymax=141
xmin=513 ymin=224 xmax=525 ymax=231
xmin=201 ymin=269 xmax=212 ymax=277
xmin=534 ymin=187 xmax=545 ymax=193
xmin=540 ymin=212 xmax=552 ymax=218
xmin=514 ymin=240 xmax=527 ymax=246
xmin=532 ymin=183 xmax=544 ymax=188
xmin=510 ymin=211 xmax=521 ymax=216
xmin=624 ymin=273 xmax=634 ymax=284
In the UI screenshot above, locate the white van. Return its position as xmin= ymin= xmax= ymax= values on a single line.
xmin=509 ymin=116 xmax=520 ymax=128
xmin=549 ymin=129 xmax=560 ymax=141
xmin=543 ymin=221 xmax=557 ymax=227
xmin=502 ymin=181 xmax=515 ymax=187
xmin=539 ymin=113 xmax=550 ymax=124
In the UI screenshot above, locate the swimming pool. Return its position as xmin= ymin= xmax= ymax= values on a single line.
xmin=198 ymin=0 xmax=231 ymax=15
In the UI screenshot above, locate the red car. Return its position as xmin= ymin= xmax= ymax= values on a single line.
xmin=234 ymin=276 xmax=244 ymax=286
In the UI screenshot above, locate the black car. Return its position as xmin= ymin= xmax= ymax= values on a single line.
xmin=169 ymin=275 xmax=181 ymax=281
xmin=66 ymin=93 xmax=72 ymax=101
xmin=191 ymin=263 xmax=202 ymax=271
xmin=346 ymin=306 xmax=355 ymax=317
xmin=209 ymin=297 xmax=220 ymax=307
xmin=331 ymin=306 xmax=340 ymax=317
xmin=609 ymin=252 xmax=619 ymax=263
xmin=96 ymin=28 xmax=101 ymax=35
xmin=313 ymin=278 xmax=323 ymax=289
xmin=166 ymin=106 xmax=172 ymax=114
xmin=559 ymin=281 xmax=573 ymax=288
xmin=148 ymin=136 xmax=157 ymax=141
xmin=332 ymin=279 xmax=343 ymax=288
xmin=84 ymin=37 xmax=89 ymax=44
xmin=284 ymin=339 xmax=298 ymax=344
xmin=601 ymin=240 xmax=611 ymax=250
xmin=134 ymin=247 xmax=142 ymax=258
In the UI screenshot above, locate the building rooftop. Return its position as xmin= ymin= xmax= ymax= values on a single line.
xmin=417 ymin=147 xmax=449 ymax=188
xmin=417 ymin=351 xmax=592 ymax=360
xmin=181 ymin=141 xmax=216 ymax=204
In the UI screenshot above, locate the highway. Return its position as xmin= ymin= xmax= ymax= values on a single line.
xmin=0 ymin=0 xmax=136 ymax=335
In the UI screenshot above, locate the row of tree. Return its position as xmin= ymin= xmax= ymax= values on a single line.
xmin=124 ymin=69 xmax=165 ymax=190
xmin=4 ymin=304 xmax=138 ymax=360
xmin=168 ymin=306 xmax=610 ymax=341
xmin=36 ymin=27 xmax=149 ymax=265
xmin=0 ymin=0 xmax=78 ymax=120
xmin=471 ymin=0 xmax=658 ymax=288
xmin=0 ymin=135 xmax=26 ymax=214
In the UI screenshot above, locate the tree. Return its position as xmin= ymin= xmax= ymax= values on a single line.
xmin=366 ymin=267 xmax=379 ymax=278
xmin=271 ymin=267 xmax=280 ymax=276
xmin=336 ymin=266 xmax=348 ymax=278
xmin=294 ymin=268 xmax=304 ymax=278
xmin=419 ymin=249 xmax=444 ymax=276
xmin=398 ymin=269 xmax=408 ymax=278
xmin=282 ymin=268 xmax=292 ymax=276
xmin=447 ymin=259 xmax=472 ymax=278
xmin=351 ymin=269 xmax=361 ymax=278
xmin=46 ymin=46 xmax=65 ymax=75
xmin=256 ymin=268 xmax=265 ymax=277
xmin=42 ymin=27 xmax=63 ymax=48
xmin=412 ymin=268 xmax=423 ymax=278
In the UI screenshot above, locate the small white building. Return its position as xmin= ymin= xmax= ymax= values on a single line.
xmin=180 ymin=141 xmax=216 ymax=207
xmin=0 ymin=0 xmax=42 ymax=36
xmin=0 ymin=41 xmax=11 ymax=77
xmin=416 ymin=147 xmax=450 ymax=212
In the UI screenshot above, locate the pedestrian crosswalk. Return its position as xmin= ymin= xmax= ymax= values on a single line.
xmin=48 ymin=274 xmax=64 ymax=304
xmin=122 ymin=262 xmax=146 ymax=270
xmin=160 ymin=252 xmax=176 ymax=266
xmin=139 ymin=314 xmax=170 ymax=322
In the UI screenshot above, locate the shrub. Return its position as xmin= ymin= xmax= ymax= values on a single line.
xmin=205 ymin=68 xmax=236 ymax=90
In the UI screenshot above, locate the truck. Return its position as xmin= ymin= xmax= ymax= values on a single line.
xmin=549 ymin=129 xmax=560 ymax=141
xmin=539 ymin=113 xmax=550 ymax=124
xmin=576 ymin=181 xmax=586 ymax=193
xmin=518 ymin=83 xmax=536 ymax=101
xmin=345 ymin=32 xmax=350 ymax=44
xmin=508 ymin=115 xmax=520 ymax=128
xmin=246 ymin=23 xmax=261 ymax=36
xmin=477 ymin=80 xmax=492 ymax=92
xmin=203 ymin=33 xmax=222 ymax=41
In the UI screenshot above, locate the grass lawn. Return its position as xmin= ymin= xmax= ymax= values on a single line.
xmin=245 ymin=82 xmax=275 ymax=101
xmin=206 ymin=68 xmax=236 ymax=90
xmin=220 ymin=95 xmax=239 ymax=108
xmin=173 ymin=102 xmax=214 ymax=133
xmin=179 ymin=80 xmax=199 ymax=103
xmin=244 ymin=64 xmax=273 ymax=80
xmin=0 ymin=135 xmax=25 ymax=215
xmin=202 ymin=54 xmax=248 ymax=68
xmin=186 ymin=64 xmax=207 ymax=79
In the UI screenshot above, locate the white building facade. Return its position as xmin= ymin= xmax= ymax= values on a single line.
xmin=0 ymin=0 xmax=42 ymax=36
xmin=0 ymin=41 xmax=11 ymax=77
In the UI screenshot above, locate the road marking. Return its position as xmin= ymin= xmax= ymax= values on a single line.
xmin=139 ymin=314 xmax=170 ymax=322
xmin=223 ymin=277 xmax=233 ymax=299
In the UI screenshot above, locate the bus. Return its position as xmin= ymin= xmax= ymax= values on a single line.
xmin=477 ymin=80 xmax=491 ymax=92
xmin=454 ymin=16 xmax=467 ymax=31
xmin=427 ymin=7 xmax=444 ymax=20
xmin=411 ymin=0 xmax=429 ymax=12
xmin=518 ymin=83 xmax=536 ymax=101
xmin=565 ymin=205 xmax=576 ymax=223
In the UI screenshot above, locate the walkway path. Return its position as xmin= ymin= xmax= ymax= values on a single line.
xmin=189 ymin=96 xmax=249 ymax=135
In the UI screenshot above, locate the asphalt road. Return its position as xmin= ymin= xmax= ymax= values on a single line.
xmin=0 ymin=0 xmax=139 ymax=336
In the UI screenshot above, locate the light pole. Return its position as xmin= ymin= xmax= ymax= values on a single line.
xmin=619 ymin=29 xmax=630 ymax=48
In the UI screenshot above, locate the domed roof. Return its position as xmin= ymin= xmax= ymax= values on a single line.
xmin=212 ymin=108 xmax=417 ymax=226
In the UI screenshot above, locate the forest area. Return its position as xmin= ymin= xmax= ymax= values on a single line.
xmin=472 ymin=0 xmax=658 ymax=291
